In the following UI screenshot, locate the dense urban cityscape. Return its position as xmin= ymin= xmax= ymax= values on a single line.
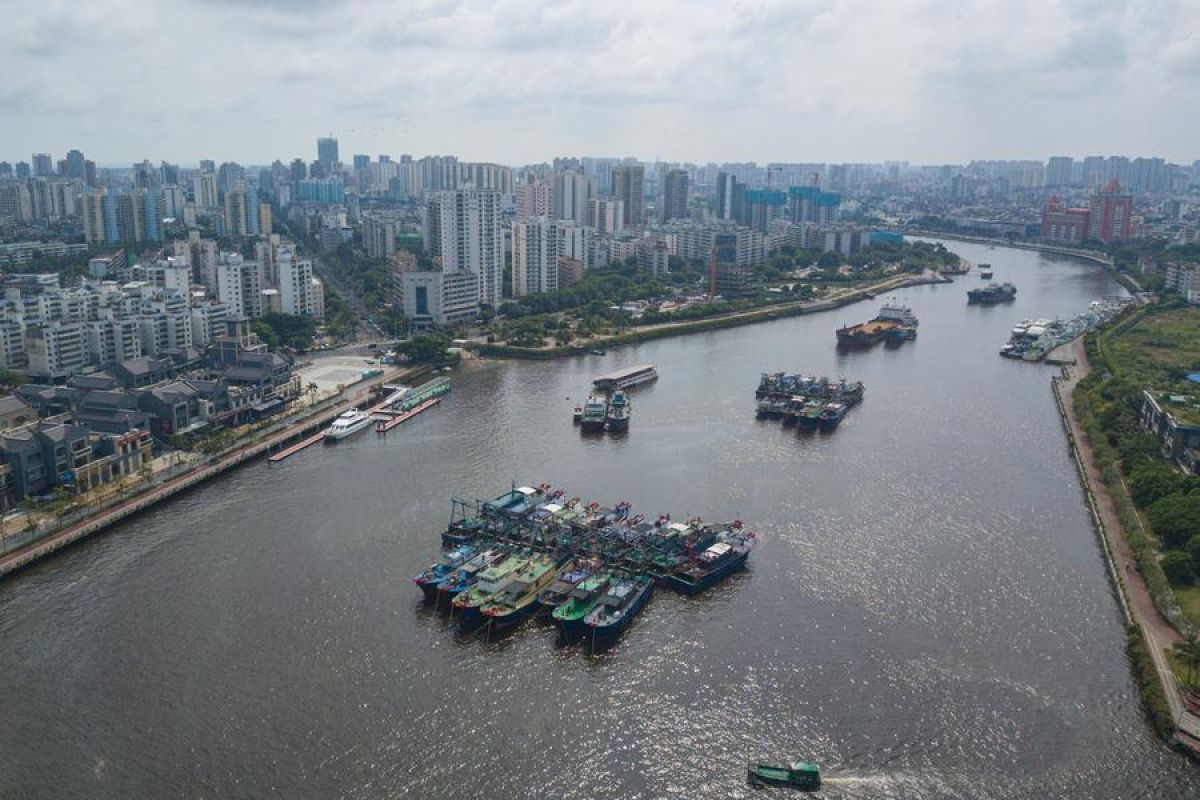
xmin=5 ymin=0 xmax=1200 ymax=796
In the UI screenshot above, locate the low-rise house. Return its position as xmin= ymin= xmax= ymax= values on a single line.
xmin=0 ymin=394 xmax=33 ymax=431
xmin=1140 ymin=389 xmax=1200 ymax=474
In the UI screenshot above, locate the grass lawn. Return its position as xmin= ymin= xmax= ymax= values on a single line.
xmin=1107 ymin=306 xmax=1200 ymax=386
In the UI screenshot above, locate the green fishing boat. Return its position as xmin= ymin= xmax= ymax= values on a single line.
xmin=747 ymin=760 xmax=820 ymax=790
xmin=450 ymin=553 xmax=528 ymax=623
xmin=480 ymin=556 xmax=561 ymax=629
xmin=551 ymin=572 xmax=611 ymax=633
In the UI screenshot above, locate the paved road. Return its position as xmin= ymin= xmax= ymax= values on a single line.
xmin=1055 ymin=338 xmax=1200 ymax=748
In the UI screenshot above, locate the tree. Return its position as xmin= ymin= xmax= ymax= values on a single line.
xmin=1174 ymin=631 xmax=1200 ymax=689
xmin=816 ymin=251 xmax=842 ymax=269
xmin=1162 ymin=551 xmax=1197 ymax=586
xmin=1147 ymin=492 xmax=1200 ymax=549
xmin=1187 ymin=533 xmax=1200 ymax=572
xmin=398 ymin=334 xmax=451 ymax=364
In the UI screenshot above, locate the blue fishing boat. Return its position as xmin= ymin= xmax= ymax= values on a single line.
xmin=818 ymin=402 xmax=847 ymax=430
xmin=435 ymin=549 xmax=503 ymax=605
xmin=413 ymin=545 xmax=474 ymax=600
xmin=583 ymin=574 xmax=653 ymax=638
xmin=662 ymin=528 xmax=757 ymax=595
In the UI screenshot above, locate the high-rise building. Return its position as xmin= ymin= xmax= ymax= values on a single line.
xmin=317 ymin=136 xmax=339 ymax=172
xmin=511 ymin=217 xmax=560 ymax=297
xmin=363 ymin=214 xmax=398 ymax=260
xmin=216 ymin=254 xmax=263 ymax=319
xmin=0 ymin=180 xmax=33 ymax=224
xmin=279 ymin=252 xmax=318 ymax=316
xmin=217 ymin=162 xmax=245 ymax=193
xmin=716 ymin=172 xmax=740 ymax=221
xmin=661 ymin=169 xmax=689 ymax=222
xmin=192 ymin=171 xmax=219 ymax=210
xmin=788 ymin=186 xmax=840 ymax=225
xmin=115 ymin=190 xmax=164 ymax=243
xmin=553 ymin=171 xmax=594 ymax=225
xmin=1087 ymin=179 xmax=1133 ymax=243
xmin=1045 ymin=157 xmax=1074 ymax=188
xmin=637 ymin=237 xmax=670 ymax=277
xmin=222 ymin=184 xmax=259 ymax=238
xmin=611 ymin=165 xmax=645 ymax=226
xmin=1040 ymin=197 xmax=1091 ymax=244
xmin=588 ymin=197 xmax=624 ymax=235
xmin=515 ymin=176 xmax=553 ymax=220
xmin=31 ymin=153 xmax=53 ymax=178
xmin=64 ymin=149 xmax=86 ymax=181
xmin=426 ymin=189 xmax=503 ymax=307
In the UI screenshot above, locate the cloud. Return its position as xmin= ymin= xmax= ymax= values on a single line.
xmin=1 ymin=0 xmax=1198 ymax=165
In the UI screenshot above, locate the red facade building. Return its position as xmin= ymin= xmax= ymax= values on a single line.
xmin=1040 ymin=197 xmax=1091 ymax=244
xmin=1087 ymin=179 xmax=1133 ymax=243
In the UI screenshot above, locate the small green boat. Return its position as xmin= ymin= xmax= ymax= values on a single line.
xmin=551 ymin=572 xmax=610 ymax=633
xmin=747 ymin=760 xmax=820 ymax=791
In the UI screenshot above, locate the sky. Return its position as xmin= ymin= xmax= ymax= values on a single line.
xmin=4 ymin=0 xmax=1199 ymax=167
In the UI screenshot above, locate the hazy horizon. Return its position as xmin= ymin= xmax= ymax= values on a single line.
xmin=5 ymin=0 xmax=1200 ymax=166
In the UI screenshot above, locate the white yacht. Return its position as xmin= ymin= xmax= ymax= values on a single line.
xmin=324 ymin=409 xmax=373 ymax=441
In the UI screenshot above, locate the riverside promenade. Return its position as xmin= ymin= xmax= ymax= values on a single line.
xmin=0 ymin=366 xmax=410 ymax=579
xmin=1052 ymin=338 xmax=1200 ymax=753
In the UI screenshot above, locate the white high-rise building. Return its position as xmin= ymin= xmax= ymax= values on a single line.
xmin=557 ymin=221 xmax=595 ymax=268
xmin=216 ymin=254 xmax=263 ymax=319
xmin=511 ymin=217 xmax=560 ymax=297
xmin=279 ymin=255 xmax=317 ymax=316
xmin=428 ymin=189 xmax=503 ymax=307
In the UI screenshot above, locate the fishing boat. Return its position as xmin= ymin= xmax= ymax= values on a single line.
xmin=663 ymin=528 xmax=757 ymax=595
xmin=794 ymin=399 xmax=825 ymax=430
xmin=450 ymin=553 xmax=529 ymax=623
xmin=481 ymin=555 xmax=562 ymax=629
xmin=572 ymin=405 xmax=582 ymax=423
xmin=747 ymin=761 xmax=821 ymax=790
xmin=781 ymin=396 xmax=806 ymax=426
xmin=435 ymin=549 xmax=504 ymax=604
xmin=412 ymin=545 xmax=474 ymax=600
xmin=580 ymin=395 xmax=607 ymax=432
xmin=324 ymin=409 xmax=373 ymax=441
xmin=583 ymin=574 xmax=654 ymax=638
xmin=979 ymin=263 xmax=993 ymax=279
xmin=606 ymin=389 xmax=630 ymax=432
xmin=818 ymin=402 xmax=847 ymax=430
xmin=537 ymin=560 xmax=595 ymax=610
xmin=552 ymin=572 xmax=612 ymax=634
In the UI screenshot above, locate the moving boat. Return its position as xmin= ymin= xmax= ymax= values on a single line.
xmin=580 ymin=395 xmax=607 ymax=432
xmin=481 ymin=555 xmax=562 ymax=629
xmin=968 ymin=282 xmax=1017 ymax=304
xmin=451 ymin=553 xmax=529 ymax=623
xmin=818 ymin=402 xmax=847 ymax=430
xmin=606 ymin=389 xmax=630 ymax=432
xmin=747 ymin=761 xmax=821 ymax=790
xmin=583 ymin=574 xmax=653 ymax=638
xmin=552 ymin=572 xmax=612 ymax=634
xmin=412 ymin=545 xmax=474 ymax=600
xmin=324 ymin=409 xmax=373 ymax=441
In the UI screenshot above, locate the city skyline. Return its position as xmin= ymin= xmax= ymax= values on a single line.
xmin=6 ymin=0 xmax=1200 ymax=165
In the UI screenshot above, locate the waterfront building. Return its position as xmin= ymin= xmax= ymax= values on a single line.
xmin=426 ymin=188 xmax=503 ymax=307
xmin=1039 ymin=197 xmax=1091 ymax=244
xmin=512 ymin=217 xmax=562 ymax=297
xmin=1087 ymin=179 xmax=1133 ymax=243
xmin=1163 ymin=262 xmax=1200 ymax=304
xmin=637 ymin=237 xmax=671 ymax=277
xmin=1140 ymin=390 xmax=1200 ymax=474
xmin=787 ymin=185 xmax=841 ymax=225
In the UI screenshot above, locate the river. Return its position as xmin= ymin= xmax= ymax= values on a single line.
xmin=2 ymin=239 xmax=1197 ymax=798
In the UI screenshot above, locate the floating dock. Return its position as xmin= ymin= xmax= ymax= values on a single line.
xmin=266 ymin=431 xmax=325 ymax=463
xmin=376 ymin=396 xmax=441 ymax=433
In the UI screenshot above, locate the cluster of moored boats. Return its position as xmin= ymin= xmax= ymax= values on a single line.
xmin=573 ymin=364 xmax=657 ymax=432
xmin=755 ymin=373 xmax=865 ymax=430
xmin=999 ymin=297 xmax=1137 ymax=361
xmin=413 ymin=484 xmax=757 ymax=640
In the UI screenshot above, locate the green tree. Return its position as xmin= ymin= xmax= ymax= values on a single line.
xmin=398 ymin=334 xmax=451 ymax=364
xmin=1187 ymin=533 xmax=1200 ymax=572
xmin=1147 ymin=492 xmax=1200 ymax=549
xmin=1162 ymin=551 xmax=1197 ymax=586
xmin=1174 ymin=631 xmax=1200 ymax=688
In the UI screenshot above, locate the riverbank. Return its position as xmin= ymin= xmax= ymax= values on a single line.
xmin=0 ymin=365 xmax=420 ymax=580
xmin=1052 ymin=336 xmax=1200 ymax=757
xmin=478 ymin=270 xmax=950 ymax=360
xmin=906 ymin=229 xmax=1145 ymax=294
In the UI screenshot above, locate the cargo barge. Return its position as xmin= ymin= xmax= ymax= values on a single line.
xmin=593 ymin=364 xmax=658 ymax=391
xmin=836 ymin=301 xmax=918 ymax=347
xmin=417 ymin=484 xmax=757 ymax=640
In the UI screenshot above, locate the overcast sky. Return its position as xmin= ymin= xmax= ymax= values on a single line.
xmin=5 ymin=0 xmax=1199 ymax=167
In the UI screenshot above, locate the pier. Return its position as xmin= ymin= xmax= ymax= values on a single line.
xmin=376 ymin=396 xmax=442 ymax=433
